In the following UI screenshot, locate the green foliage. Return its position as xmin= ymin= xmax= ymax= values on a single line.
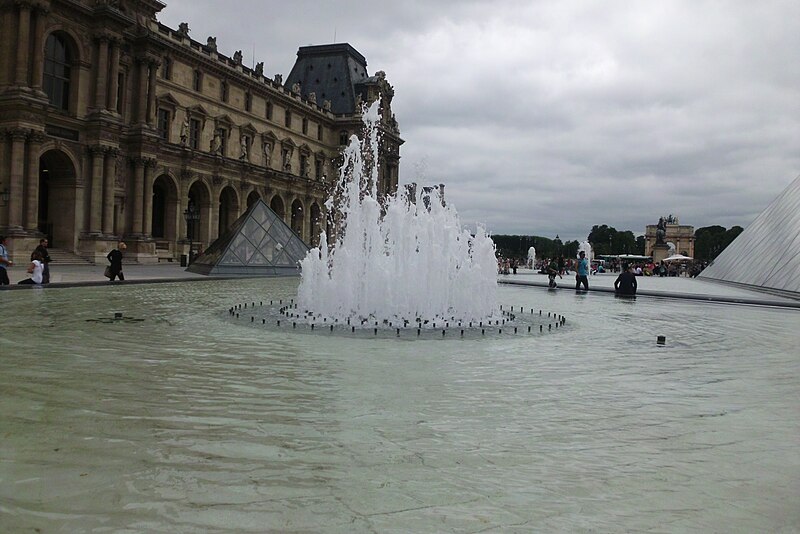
xmin=635 ymin=235 xmax=646 ymax=255
xmin=491 ymin=235 xmax=575 ymax=259
xmin=695 ymin=225 xmax=743 ymax=261
xmin=587 ymin=225 xmax=641 ymax=255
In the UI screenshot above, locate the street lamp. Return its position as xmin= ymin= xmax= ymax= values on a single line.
xmin=183 ymin=202 xmax=200 ymax=263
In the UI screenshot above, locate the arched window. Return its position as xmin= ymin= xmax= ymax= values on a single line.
xmin=43 ymin=33 xmax=71 ymax=111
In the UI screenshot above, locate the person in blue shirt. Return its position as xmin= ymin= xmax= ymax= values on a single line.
xmin=575 ymin=250 xmax=589 ymax=290
xmin=0 ymin=235 xmax=13 ymax=285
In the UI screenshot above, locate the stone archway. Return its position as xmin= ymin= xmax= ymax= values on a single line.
xmin=246 ymin=190 xmax=261 ymax=208
xmin=310 ymin=202 xmax=322 ymax=246
xmin=187 ymin=180 xmax=212 ymax=244
xmin=270 ymin=194 xmax=285 ymax=222
xmin=218 ymin=186 xmax=239 ymax=237
xmin=291 ymin=198 xmax=304 ymax=240
xmin=38 ymin=149 xmax=77 ymax=250
xmin=151 ymin=174 xmax=179 ymax=239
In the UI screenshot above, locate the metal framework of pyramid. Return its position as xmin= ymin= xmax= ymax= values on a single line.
xmin=699 ymin=175 xmax=800 ymax=296
xmin=186 ymin=199 xmax=310 ymax=276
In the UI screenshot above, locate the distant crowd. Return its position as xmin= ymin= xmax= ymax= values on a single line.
xmin=497 ymin=255 xmax=708 ymax=278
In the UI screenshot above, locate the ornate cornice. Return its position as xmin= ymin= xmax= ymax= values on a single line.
xmin=9 ymin=128 xmax=29 ymax=140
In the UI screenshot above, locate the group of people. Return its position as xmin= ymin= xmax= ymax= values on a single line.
xmin=0 ymin=236 xmax=127 ymax=286
xmin=0 ymin=236 xmax=52 ymax=286
xmin=544 ymin=251 xmax=594 ymax=291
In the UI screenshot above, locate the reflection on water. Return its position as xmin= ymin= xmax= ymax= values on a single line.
xmin=1 ymin=279 xmax=798 ymax=532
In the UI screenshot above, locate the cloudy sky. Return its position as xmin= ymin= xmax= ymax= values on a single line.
xmin=160 ymin=1 xmax=800 ymax=241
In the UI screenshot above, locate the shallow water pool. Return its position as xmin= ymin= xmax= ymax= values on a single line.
xmin=1 ymin=278 xmax=798 ymax=532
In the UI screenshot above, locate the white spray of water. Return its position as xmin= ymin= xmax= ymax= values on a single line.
xmin=527 ymin=246 xmax=536 ymax=269
xmin=297 ymin=101 xmax=498 ymax=325
xmin=578 ymin=241 xmax=593 ymax=262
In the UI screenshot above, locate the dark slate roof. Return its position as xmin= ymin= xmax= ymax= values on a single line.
xmin=285 ymin=43 xmax=370 ymax=115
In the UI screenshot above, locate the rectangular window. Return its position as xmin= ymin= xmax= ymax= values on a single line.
xmin=315 ymin=159 xmax=323 ymax=180
xmin=193 ymin=70 xmax=202 ymax=92
xmin=189 ymin=118 xmax=201 ymax=149
xmin=300 ymin=155 xmax=308 ymax=177
xmin=302 ymin=118 xmax=308 ymax=135
xmin=161 ymin=57 xmax=171 ymax=80
xmin=266 ymin=101 xmax=273 ymax=120
xmin=317 ymin=124 xmax=323 ymax=141
xmin=284 ymin=109 xmax=291 ymax=128
xmin=245 ymin=92 xmax=252 ymax=112
xmin=157 ymin=109 xmax=170 ymax=140
xmin=221 ymin=81 xmax=228 ymax=102
xmin=116 ymin=72 xmax=125 ymax=113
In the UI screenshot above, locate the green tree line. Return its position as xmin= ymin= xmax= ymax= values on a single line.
xmin=492 ymin=224 xmax=743 ymax=261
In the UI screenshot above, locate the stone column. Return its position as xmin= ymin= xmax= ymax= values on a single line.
xmin=88 ymin=145 xmax=105 ymax=234
xmin=14 ymin=1 xmax=31 ymax=86
xmin=102 ymin=148 xmax=118 ymax=235
xmin=30 ymin=3 xmax=49 ymax=92
xmin=135 ymin=58 xmax=148 ymax=124
xmin=131 ymin=158 xmax=145 ymax=236
xmin=143 ymin=159 xmax=156 ymax=236
xmin=24 ymin=131 xmax=45 ymax=230
xmin=145 ymin=60 xmax=158 ymax=126
xmin=107 ymin=40 xmax=121 ymax=112
xmin=94 ymin=35 xmax=109 ymax=111
xmin=7 ymin=129 xmax=27 ymax=231
xmin=209 ymin=199 xmax=219 ymax=242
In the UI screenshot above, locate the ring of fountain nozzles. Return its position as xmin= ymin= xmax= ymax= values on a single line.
xmin=226 ymin=298 xmax=567 ymax=338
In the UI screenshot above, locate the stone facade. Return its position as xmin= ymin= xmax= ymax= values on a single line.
xmin=0 ymin=0 xmax=402 ymax=264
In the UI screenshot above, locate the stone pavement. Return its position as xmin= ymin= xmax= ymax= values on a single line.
xmin=0 ymin=262 xmax=212 ymax=289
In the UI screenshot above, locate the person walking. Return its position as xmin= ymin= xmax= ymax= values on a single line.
xmin=614 ymin=263 xmax=638 ymax=296
xmin=0 ymin=235 xmax=13 ymax=285
xmin=106 ymin=241 xmax=126 ymax=281
xmin=32 ymin=238 xmax=51 ymax=283
xmin=18 ymin=251 xmax=44 ymax=285
xmin=547 ymin=258 xmax=561 ymax=288
xmin=575 ymin=250 xmax=589 ymax=291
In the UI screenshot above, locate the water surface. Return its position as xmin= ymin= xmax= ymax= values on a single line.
xmin=1 ymin=279 xmax=798 ymax=532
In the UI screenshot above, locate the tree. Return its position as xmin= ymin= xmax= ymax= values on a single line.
xmin=635 ymin=235 xmax=646 ymax=255
xmin=587 ymin=224 xmax=640 ymax=255
xmin=491 ymin=235 xmax=554 ymax=259
xmin=694 ymin=225 xmax=743 ymax=261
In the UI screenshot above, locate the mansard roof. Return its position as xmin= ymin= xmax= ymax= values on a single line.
xmin=284 ymin=43 xmax=370 ymax=115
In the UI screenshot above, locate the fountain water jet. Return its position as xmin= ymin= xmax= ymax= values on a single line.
xmin=297 ymin=101 xmax=498 ymax=327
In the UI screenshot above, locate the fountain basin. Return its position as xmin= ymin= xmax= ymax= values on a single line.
xmin=0 ymin=277 xmax=798 ymax=532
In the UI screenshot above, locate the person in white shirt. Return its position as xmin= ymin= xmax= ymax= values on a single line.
xmin=18 ymin=251 xmax=44 ymax=285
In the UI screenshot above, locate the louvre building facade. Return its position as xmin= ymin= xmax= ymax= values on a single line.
xmin=0 ymin=0 xmax=402 ymax=263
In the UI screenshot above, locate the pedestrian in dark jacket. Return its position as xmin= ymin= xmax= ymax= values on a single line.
xmin=614 ymin=263 xmax=637 ymax=296
xmin=106 ymin=242 xmax=126 ymax=281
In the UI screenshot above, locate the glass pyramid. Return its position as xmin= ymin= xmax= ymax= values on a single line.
xmin=186 ymin=199 xmax=310 ymax=276
xmin=699 ymin=174 xmax=800 ymax=297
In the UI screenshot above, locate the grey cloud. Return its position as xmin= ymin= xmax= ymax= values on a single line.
xmin=161 ymin=0 xmax=800 ymax=242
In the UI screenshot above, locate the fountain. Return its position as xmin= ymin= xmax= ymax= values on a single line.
xmin=578 ymin=240 xmax=593 ymax=262
xmin=297 ymin=101 xmax=499 ymax=327
xmin=527 ymin=246 xmax=536 ymax=269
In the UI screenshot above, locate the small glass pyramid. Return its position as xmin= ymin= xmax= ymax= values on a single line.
xmin=186 ymin=199 xmax=310 ymax=276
